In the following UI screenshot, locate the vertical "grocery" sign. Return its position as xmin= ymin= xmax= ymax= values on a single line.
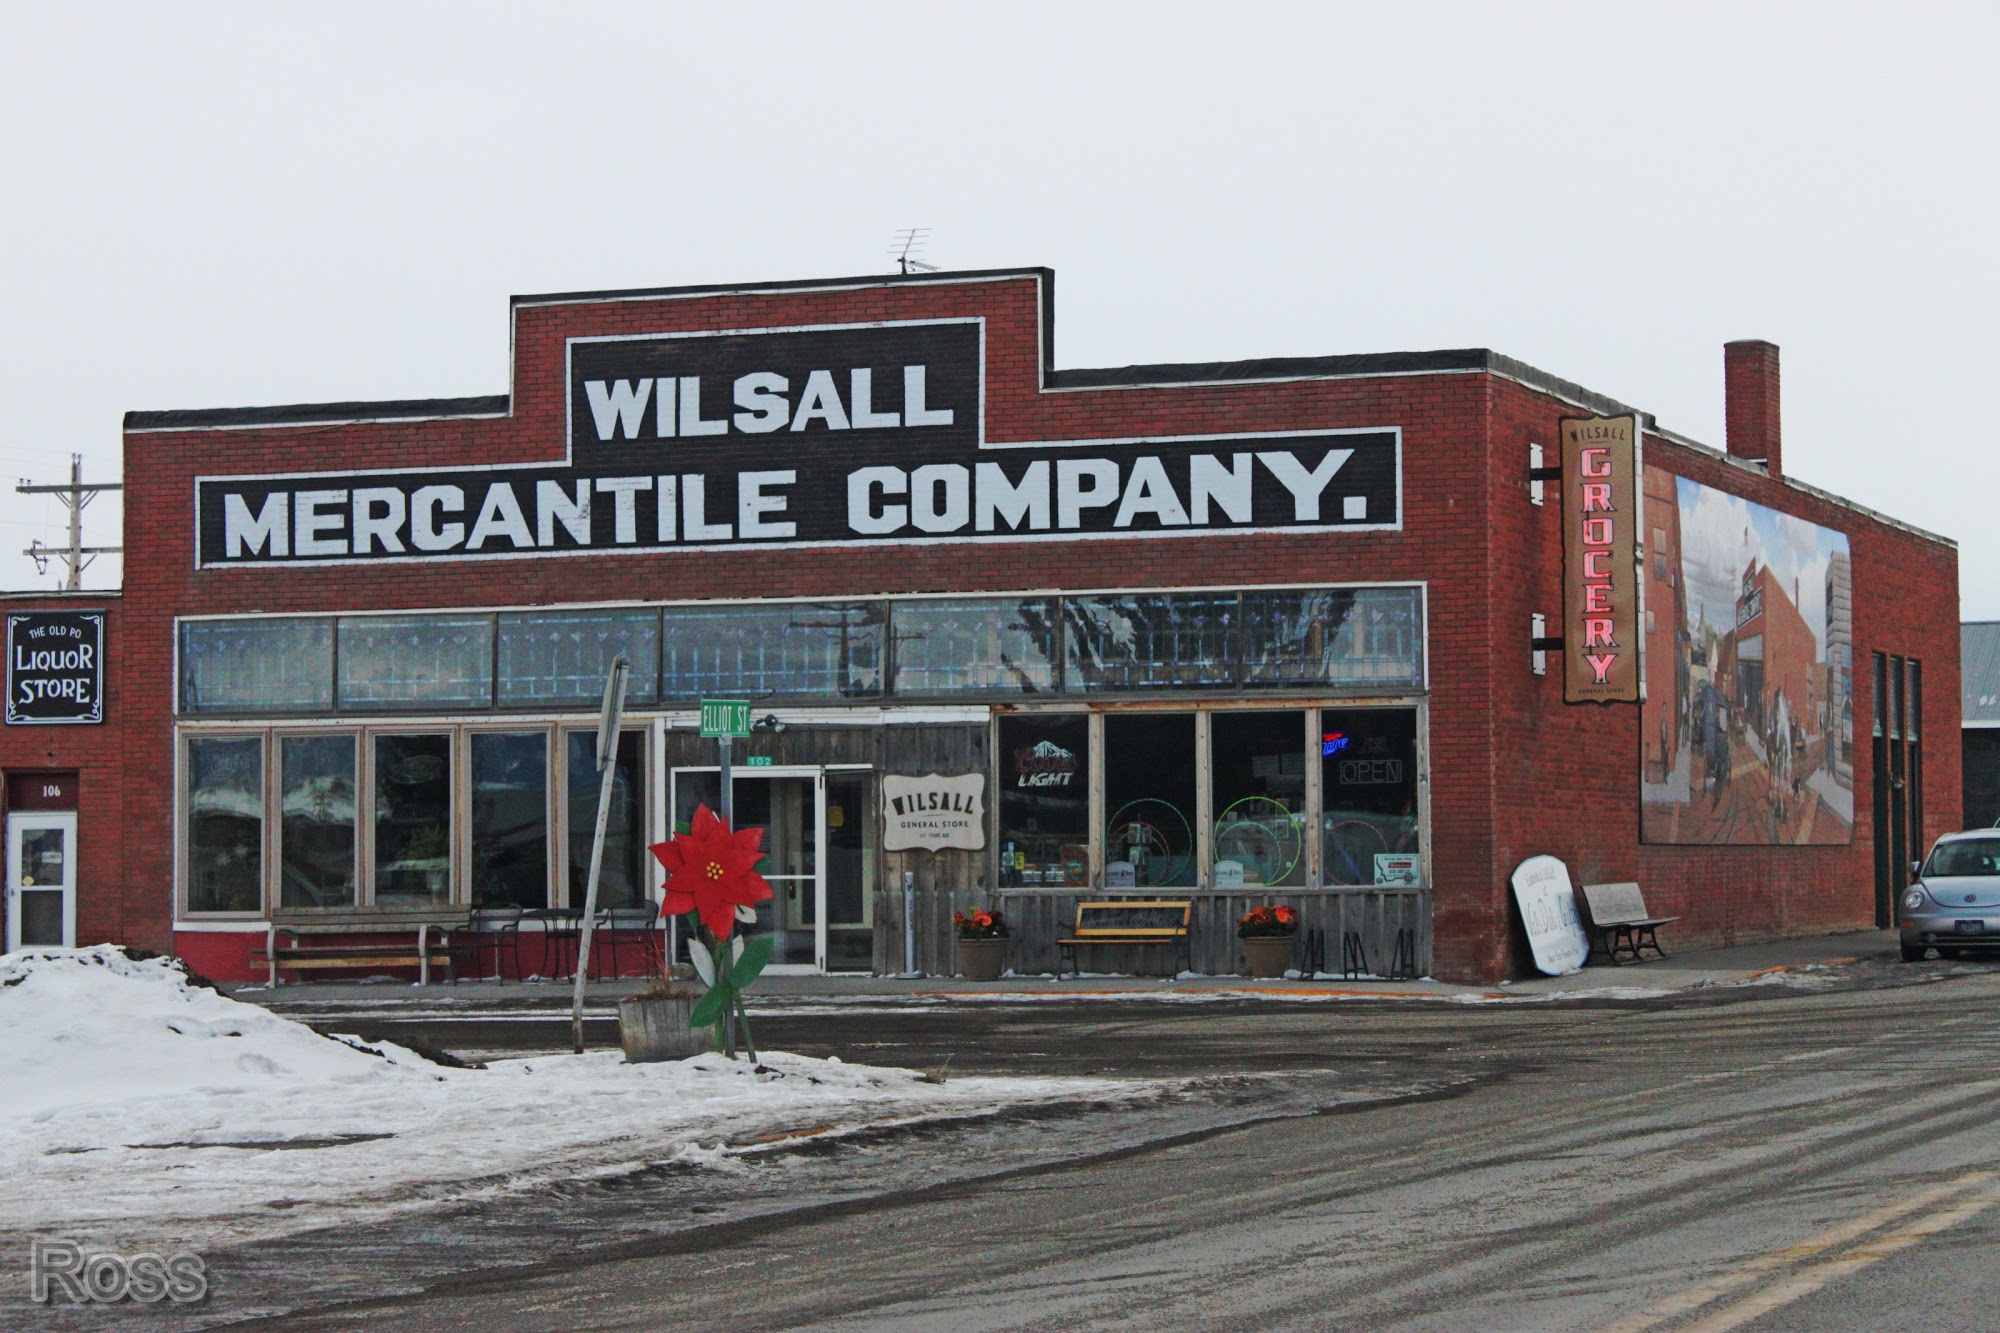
xmin=1559 ymin=414 xmax=1643 ymax=704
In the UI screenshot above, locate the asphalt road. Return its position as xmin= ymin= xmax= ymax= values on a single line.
xmin=32 ymin=958 xmax=2000 ymax=1331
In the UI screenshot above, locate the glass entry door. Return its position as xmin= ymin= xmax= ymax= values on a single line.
xmin=673 ymin=767 xmax=858 ymax=973
xmin=7 ymin=811 xmax=77 ymax=950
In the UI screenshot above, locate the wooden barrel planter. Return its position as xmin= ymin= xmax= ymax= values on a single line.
xmin=619 ymin=990 xmax=712 ymax=1062
xmin=1241 ymin=935 xmax=1295 ymax=979
xmin=957 ymin=937 xmax=1008 ymax=981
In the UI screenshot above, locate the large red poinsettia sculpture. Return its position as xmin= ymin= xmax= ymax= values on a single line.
xmin=650 ymin=804 xmax=776 ymax=1060
xmin=652 ymin=803 xmax=774 ymax=941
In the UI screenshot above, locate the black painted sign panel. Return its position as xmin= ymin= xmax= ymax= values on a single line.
xmin=195 ymin=320 xmax=1402 ymax=568
xmin=7 ymin=611 xmax=105 ymax=724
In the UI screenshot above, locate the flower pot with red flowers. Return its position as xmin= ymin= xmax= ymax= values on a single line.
xmin=1237 ymin=904 xmax=1299 ymax=978
xmin=953 ymin=908 xmax=1009 ymax=981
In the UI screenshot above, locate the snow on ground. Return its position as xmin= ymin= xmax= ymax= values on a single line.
xmin=0 ymin=947 xmax=1145 ymax=1250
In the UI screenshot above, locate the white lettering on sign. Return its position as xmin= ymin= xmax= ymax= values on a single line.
xmin=7 ymin=611 xmax=105 ymax=725
xmin=194 ymin=320 xmax=1404 ymax=566
xmin=881 ymin=773 xmax=987 ymax=852
xmin=583 ymin=365 xmax=955 ymax=441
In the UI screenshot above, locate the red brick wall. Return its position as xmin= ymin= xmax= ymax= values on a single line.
xmin=106 ymin=274 xmax=1959 ymax=984
xmin=1482 ymin=376 xmax=1959 ymax=979
xmin=0 ymin=596 xmax=127 ymax=946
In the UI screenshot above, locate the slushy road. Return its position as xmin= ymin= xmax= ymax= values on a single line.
xmin=235 ymin=962 xmax=2000 ymax=1330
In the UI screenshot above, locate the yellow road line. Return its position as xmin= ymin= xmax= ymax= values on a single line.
xmin=1594 ymin=1170 xmax=1995 ymax=1333
xmin=1678 ymin=1176 xmax=2000 ymax=1333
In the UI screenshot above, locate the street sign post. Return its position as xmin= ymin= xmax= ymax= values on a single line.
xmin=698 ymin=700 xmax=753 ymax=1057
xmin=572 ymin=655 xmax=632 ymax=1053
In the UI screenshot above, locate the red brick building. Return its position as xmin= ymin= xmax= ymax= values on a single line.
xmin=0 ymin=270 xmax=1961 ymax=982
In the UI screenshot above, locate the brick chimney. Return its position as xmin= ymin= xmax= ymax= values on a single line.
xmin=1724 ymin=339 xmax=1781 ymax=476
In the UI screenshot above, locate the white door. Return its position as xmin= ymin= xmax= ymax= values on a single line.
xmin=6 ymin=811 xmax=77 ymax=951
xmin=670 ymin=767 xmax=826 ymax=972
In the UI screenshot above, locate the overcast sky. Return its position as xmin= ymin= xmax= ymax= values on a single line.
xmin=3 ymin=3 xmax=1995 ymax=619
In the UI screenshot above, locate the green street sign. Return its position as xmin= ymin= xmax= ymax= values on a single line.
xmin=700 ymin=699 xmax=752 ymax=738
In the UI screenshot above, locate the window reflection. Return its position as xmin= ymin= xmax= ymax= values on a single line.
xmin=183 ymin=585 xmax=1427 ymax=717
xmin=662 ymin=603 xmax=882 ymax=700
xmin=1068 ymin=594 xmax=1237 ymax=692
xmin=568 ymin=731 xmax=644 ymax=909
xmin=497 ymin=610 xmax=660 ymax=707
xmin=471 ymin=732 xmax=549 ymax=908
xmin=280 ymin=735 xmax=356 ymax=908
xmin=891 ymin=598 xmax=1059 ymax=695
xmin=374 ymin=734 xmax=452 ymax=905
xmin=188 ymin=736 xmax=263 ymax=912
xmin=340 ymin=616 xmax=494 ymax=710
xmin=181 ymin=619 xmax=333 ymax=713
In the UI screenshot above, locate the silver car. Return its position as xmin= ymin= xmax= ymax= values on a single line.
xmin=1902 ymin=830 xmax=2000 ymax=961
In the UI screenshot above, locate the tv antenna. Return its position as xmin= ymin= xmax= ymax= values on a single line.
xmin=19 ymin=453 xmax=122 ymax=591
xmin=890 ymin=228 xmax=937 ymax=274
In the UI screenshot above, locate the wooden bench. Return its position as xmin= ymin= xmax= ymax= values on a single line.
xmin=256 ymin=909 xmax=471 ymax=987
xmin=1057 ymin=900 xmax=1192 ymax=978
xmin=1580 ymin=883 xmax=1679 ymax=965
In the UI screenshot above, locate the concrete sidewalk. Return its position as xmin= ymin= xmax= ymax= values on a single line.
xmin=230 ymin=927 xmax=1904 ymax=1011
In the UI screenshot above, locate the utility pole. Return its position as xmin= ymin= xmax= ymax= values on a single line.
xmin=18 ymin=454 xmax=121 ymax=591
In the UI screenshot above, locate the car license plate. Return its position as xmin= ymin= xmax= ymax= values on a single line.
xmin=1955 ymin=919 xmax=1985 ymax=935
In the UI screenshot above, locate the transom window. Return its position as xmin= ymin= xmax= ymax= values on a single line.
xmin=179 ymin=585 xmax=1425 ymax=716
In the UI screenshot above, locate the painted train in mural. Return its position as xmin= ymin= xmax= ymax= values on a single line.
xmin=1642 ymin=468 xmax=1854 ymax=845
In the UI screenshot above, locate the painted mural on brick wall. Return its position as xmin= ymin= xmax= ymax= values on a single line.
xmin=1641 ymin=468 xmax=1854 ymax=844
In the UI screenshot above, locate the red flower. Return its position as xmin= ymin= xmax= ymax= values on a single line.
xmin=650 ymin=803 xmax=774 ymax=941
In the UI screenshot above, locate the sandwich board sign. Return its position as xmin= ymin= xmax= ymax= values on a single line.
xmin=1510 ymin=855 xmax=1590 ymax=976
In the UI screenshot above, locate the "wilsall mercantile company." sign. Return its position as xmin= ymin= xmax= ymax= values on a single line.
xmin=195 ymin=321 xmax=1402 ymax=567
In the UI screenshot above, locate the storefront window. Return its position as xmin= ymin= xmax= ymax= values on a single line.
xmin=470 ymin=732 xmax=549 ymax=908
xmin=339 ymin=615 xmax=495 ymax=710
xmin=187 ymin=736 xmax=263 ymax=912
xmin=1103 ymin=713 xmax=1198 ymax=886
xmin=1320 ymin=708 xmax=1419 ymax=885
xmin=1240 ymin=587 xmax=1424 ymax=689
xmin=279 ymin=734 xmax=356 ymax=908
xmin=661 ymin=603 xmax=882 ymax=700
xmin=997 ymin=714 xmax=1090 ymax=888
xmin=567 ymin=730 xmax=645 ymax=909
xmin=1069 ymin=593 xmax=1236 ymax=692
xmin=373 ymin=733 xmax=452 ymax=905
xmin=497 ymin=609 xmax=661 ymax=707
xmin=891 ymin=598 xmax=1060 ymax=695
xmin=1211 ymin=711 xmax=1307 ymax=887
xmin=181 ymin=618 xmax=333 ymax=713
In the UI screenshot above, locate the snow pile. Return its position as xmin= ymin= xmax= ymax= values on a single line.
xmin=0 ymin=945 xmax=433 ymax=1119
xmin=0 ymin=948 xmax=1140 ymax=1248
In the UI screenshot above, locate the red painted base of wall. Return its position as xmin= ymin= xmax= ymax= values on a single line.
xmin=174 ymin=929 xmax=667 ymax=986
